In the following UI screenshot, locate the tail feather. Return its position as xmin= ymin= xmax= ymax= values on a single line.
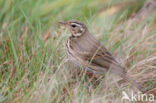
xmin=110 ymin=64 xmax=144 ymax=92
xmin=121 ymin=75 xmax=144 ymax=93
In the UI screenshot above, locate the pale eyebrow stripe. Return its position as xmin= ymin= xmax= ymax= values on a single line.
xmin=71 ymin=23 xmax=82 ymax=27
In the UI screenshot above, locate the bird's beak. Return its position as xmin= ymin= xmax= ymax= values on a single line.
xmin=58 ymin=21 xmax=70 ymax=26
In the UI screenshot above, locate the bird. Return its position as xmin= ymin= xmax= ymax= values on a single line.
xmin=59 ymin=20 xmax=143 ymax=92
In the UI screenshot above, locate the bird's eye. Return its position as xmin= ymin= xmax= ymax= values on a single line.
xmin=71 ymin=24 xmax=76 ymax=28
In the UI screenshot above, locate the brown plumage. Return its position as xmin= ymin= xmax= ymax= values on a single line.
xmin=59 ymin=20 xmax=143 ymax=92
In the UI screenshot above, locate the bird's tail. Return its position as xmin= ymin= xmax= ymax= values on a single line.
xmin=121 ymin=74 xmax=144 ymax=93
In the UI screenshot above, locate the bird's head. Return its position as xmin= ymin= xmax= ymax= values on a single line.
xmin=59 ymin=20 xmax=88 ymax=37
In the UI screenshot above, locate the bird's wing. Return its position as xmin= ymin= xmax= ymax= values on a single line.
xmin=85 ymin=46 xmax=127 ymax=75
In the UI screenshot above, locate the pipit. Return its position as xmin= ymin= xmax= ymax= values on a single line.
xmin=59 ymin=20 xmax=143 ymax=92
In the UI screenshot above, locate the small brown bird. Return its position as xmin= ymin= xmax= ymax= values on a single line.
xmin=59 ymin=20 xmax=143 ymax=92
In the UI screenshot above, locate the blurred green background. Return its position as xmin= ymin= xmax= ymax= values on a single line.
xmin=0 ymin=0 xmax=156 ymax=103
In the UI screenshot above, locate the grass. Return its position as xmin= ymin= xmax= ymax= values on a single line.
xmin=0 ymin=0 xmax=156 ymax=102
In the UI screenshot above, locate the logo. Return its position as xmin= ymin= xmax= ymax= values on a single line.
xmin=122 ymin=91 xmax=155 ymax=102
